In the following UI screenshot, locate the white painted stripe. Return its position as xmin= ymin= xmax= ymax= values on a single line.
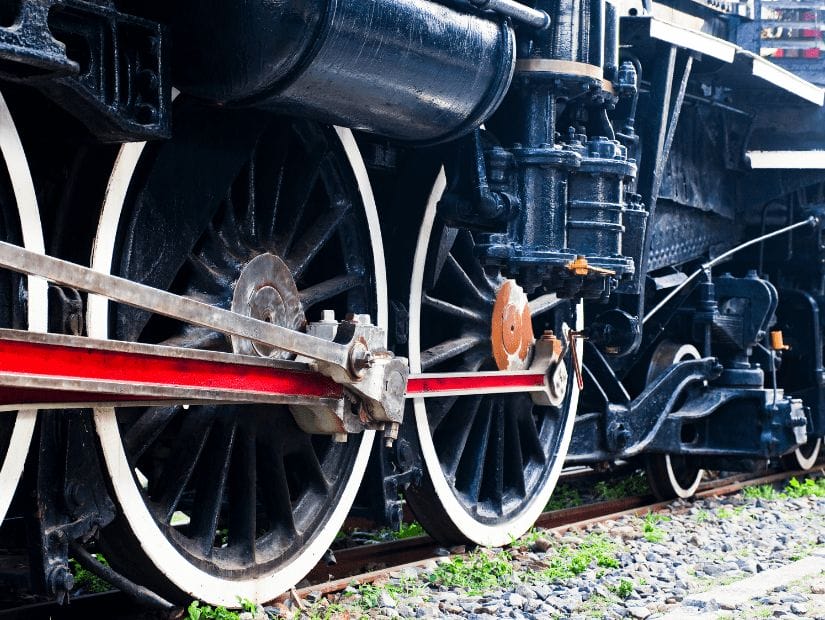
xmin=748 ymin=52 xmax=825 ymax=105
xmin=747 ymin=150 xmax=825 ymax=169
xmin=649 ymin=19 xmax=736 ymax=63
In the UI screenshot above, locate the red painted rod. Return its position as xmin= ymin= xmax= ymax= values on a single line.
xmin=0 ymin=334 xmax=547 ymax=406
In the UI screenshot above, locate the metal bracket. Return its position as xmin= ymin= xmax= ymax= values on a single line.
xmin=605 ymin=357 xmax=722 ymax=454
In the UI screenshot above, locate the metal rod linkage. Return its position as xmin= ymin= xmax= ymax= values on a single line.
xmin=0 ymin=241 xmax=353 ymax=372
xmin=469 ymin=0 xmax=551 ymax=29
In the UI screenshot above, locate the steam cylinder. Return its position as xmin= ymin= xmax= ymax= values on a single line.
xmin=169 ymin=0 xmax=516 ymax=144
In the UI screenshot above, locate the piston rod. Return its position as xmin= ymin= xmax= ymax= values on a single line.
xmin=468 ymin=0 xmax=551 ymax=29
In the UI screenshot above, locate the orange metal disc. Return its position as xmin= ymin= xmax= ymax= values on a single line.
xmin=491 ymin=279 xmax=534 ymax=370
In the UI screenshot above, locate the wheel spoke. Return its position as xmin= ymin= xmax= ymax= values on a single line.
xmin=504 ymin=409 xmax=526 ymax=497
xmin=123 ymin=406 xmax=179 ymax=462
xmin=186 ymin=252 xmax=235 ymax=294
xmin=427 ymin=225 xmax=459 ymax=289
xmin=517 ymin=406 xmax=545 ymax=463
xmin=455 ymin=400 xmax=494 ymax=503
xmin=299 ymin=274 xmax=364 ymax=309
xmin=228 ymin=425 xmax=257 ymax=563
xmin=421 ymin=335 xmax=485 ymax=370
xmin=481 ymin=402 xmax=505 ymax=512
xmin=285 ymin=202 xmax=352 ymax=280
xmin=256 ymin=437 xmax=296 ymax=538
xmin=436 ymin=395 xmax=483 ymax=478
xmin=293 ymin=434 xmax=331 ymax=495
xmin=528 ymin=293 xmax=562 ymax=317
xmin=189 ymin=419 xmax=237 ymax=555
xmin=452 ymin=230 xmax=499 ymax=296
xmin=161 ymin=326 xmax=227 ymax=351
xmin=278 ymin=148 xmax=328 ymax=257
xmin=154 ymin=409 xmax=217 ymax=522
xmin=427 ymin=396 xmax=459 ymax=432
xmin=216 ymin=192 xmax=251 ymax=259
xmin=444 ymin=255 xmax=490 ymax=306
xmin=423 ymin=293 xmax=487 ymax=324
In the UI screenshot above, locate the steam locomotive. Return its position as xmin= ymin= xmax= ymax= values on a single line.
xmin=0 ymin=0 xmax=823 ymax=609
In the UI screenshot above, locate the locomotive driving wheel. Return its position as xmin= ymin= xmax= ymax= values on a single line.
xmin=405 ymin=170 xmax=582 ymax=546
xmin=644 ymin=341 xmax=705 ymax=500
xmin=88 ymin=98 xmax=385 ymax=605
xmin=782 ymin=438 xmax=821 ymax=471
xmin=0 ymin=90 xmax=48 ymax=525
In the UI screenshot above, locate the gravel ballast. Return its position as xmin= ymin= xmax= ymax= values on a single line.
xmin=278 ymin=480 xmax=825 ymax=619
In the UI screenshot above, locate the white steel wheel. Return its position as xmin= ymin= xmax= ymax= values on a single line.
xmin=644 ymin=341 xmax=705 ymax=500
xmin=0 ymin=90 xmax=47 ymax=525
xmin=405 ymin=169 xmax=582 ymax=546
xmin=89 ymin=98 xmax=385 ymax=606
xmin=782 ymin=438 xmax=821 ymax=471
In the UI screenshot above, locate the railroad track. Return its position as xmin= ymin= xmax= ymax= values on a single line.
xmin=284 ymin=468 xmax=816 ymax=602
xmin=2 ymin=467 xmax=817 ymax=619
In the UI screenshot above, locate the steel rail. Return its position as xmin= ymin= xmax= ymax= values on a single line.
xmin=283 ymin=468 xmax=821 ymax=602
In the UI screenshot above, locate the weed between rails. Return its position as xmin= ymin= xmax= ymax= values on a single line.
xmin=743 ymin=476 xmax=825 ymax=501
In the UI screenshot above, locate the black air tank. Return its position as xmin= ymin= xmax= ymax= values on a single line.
xmin=170 ymin=0 xmax=515 ymax=144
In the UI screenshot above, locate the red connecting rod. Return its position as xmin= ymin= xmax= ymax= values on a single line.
xmin=0 ymin=329 xmax=549 ymax=411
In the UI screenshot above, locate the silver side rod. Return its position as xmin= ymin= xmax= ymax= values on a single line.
xmin=0 ymin=241 xmax=353 ymax=374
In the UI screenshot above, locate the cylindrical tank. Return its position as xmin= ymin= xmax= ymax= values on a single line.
xmin=168 ymin=0 xmax=515 ymax=144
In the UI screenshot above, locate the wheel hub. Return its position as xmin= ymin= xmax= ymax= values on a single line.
xmin=231 ymin=253 xmax=305 ymax=358
xmin=491 ymin=279 xmax=534 ymax=371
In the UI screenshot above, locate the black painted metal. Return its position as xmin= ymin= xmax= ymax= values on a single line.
xmin=435 ymin=0 xmax=641 ymax=298
xmin=166 ymin=0 xmax=514 ymax=145
xmin=27 ymin=412 xmax=116 ymax=603
xmin=0 ymin=0 xmax=168 ymax=141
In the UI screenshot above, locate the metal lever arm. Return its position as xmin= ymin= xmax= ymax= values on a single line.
xmin=0 ymin=241 xmax=354 ymax=376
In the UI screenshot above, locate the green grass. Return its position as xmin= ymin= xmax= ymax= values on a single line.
xmin=185 ymin=599 xmax=261 ymax=620
xmin=742 ymin=476 xmax=825 ymax=502
xmin=530 ymin=534 xmax=620 ymax=583
xmin=577 ymin=593 xmax=615 ymax=616
xmin=743 ymin=484 xmax=782 ymax=500
xmin=427 ymin=549 xmax=514 ymax=595
xmin=717 ymin=508 xmax=734 ymax=519
xmin=545 ymin=484 xmax=583 ymax=511
xmin=594 ymin=471 xmax=650 ymax=501
xmin=348 ymin=576 xmax=424 ymax=609
xmin=785 ymin=476 xmax=825 ymax=498
xmin=364 ymin=521 xmax=426 ymax=542
xmin=642 ymin=512 xmax=668 ymax=543
xmin=611 ymin=578 xmax=634 ymax=599
xmin=695 ymin=509 xmax=711 ymax=522
xmin=69 ymin=555 xmax=112 ymax=594
xmin=394 ymin=521 xmax=425 ymax=539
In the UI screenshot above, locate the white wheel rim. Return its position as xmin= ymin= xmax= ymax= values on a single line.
xmin=408 ymin=168 xmax=582 ymax=546
xmin=793 ymin=438 xmax=821 ymax=470
xmin=88 ymin=116 xmax=384 ymax=605
xmin=648 ymin=342 xmax=704 ymax=498
xmin=0 ymin=90 xmax=47 ymax=524
xmin=663 ymin=454 xmax=703 ymax=498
